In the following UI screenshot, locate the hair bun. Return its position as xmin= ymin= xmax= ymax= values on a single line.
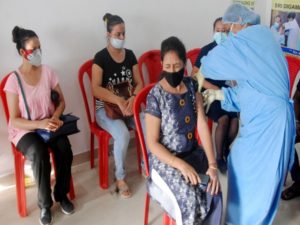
xmin=12 ymin=26 xmax=24 ymax=43
xmin=102 ymin=13 xmax=124 ymax=32
xmin=103 ymin=13 xmax=113 ymax=23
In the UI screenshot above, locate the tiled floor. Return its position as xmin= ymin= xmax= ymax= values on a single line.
xmin=0 ymin=146 xmax=300 ymax=225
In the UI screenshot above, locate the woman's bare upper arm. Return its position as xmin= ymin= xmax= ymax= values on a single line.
xmin=132 ymin=64 xmax=143 ymax=86
xmin=92 ymin=64 xmax=103 ymax=89
xmin=52 ymin=83 xmax=65 ymax=103
xmin=6 ymin=91 xmax=21 ymax=119
xmin=195 ymin=92 xmax=206 ymax=123
xmin=145 ymin=113 xmax=161 ymax=145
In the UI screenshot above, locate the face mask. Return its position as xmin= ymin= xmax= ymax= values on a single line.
xmin=24 ymin=49 xmax=42 ymax=67
xmin=213 ymin=32 xmax=227 ymax=45
xmin=161 ymin=68 xmax=184 ymax=88
xmin=273 ymin=22 xmax=280 ymax=29
xmin=110 ymin=37 xmax=125 ymax=49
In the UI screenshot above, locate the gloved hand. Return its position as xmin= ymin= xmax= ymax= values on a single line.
xmin=193 ymin=70 xmax=205 ymax=93
xmin=202 ymin=89 xmax=224 ymax=113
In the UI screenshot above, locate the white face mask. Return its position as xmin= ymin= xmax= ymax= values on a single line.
xmin=27 ymin=49 xmax=42 ymax=67
xmin=110 ymin=37 xmax=125 ymax=49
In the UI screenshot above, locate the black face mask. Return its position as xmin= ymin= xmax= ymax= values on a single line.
xmin=161 ymin=68 xmax=184 ymax=88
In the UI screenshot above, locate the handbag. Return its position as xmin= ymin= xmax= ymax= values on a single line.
xmin=14 ymin=71 xmax=80 ymax=142
xmin=103 ymin=80 xmax=133 ymax=119
xmin=35 ymin=114 xmax=80 ymax=142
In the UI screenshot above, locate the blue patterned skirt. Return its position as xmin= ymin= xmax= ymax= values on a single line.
xmin=147 ymin=149 xmax=223 ymax=225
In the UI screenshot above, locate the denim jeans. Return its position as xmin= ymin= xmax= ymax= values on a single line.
xmin=96 ymin=108 xmax=145 ymax=180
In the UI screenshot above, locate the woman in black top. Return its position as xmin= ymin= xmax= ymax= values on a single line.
xmin=91 ymin=13 xmax=143 ymax=198
xmin=192 ymin=18 xmax=238 ymax=174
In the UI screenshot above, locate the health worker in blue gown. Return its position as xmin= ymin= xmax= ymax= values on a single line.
xmin=195 ymin=3 xmax=296 ymax=225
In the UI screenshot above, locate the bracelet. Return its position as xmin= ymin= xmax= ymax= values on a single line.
xmin=132 ymin=93 xmax=137 ymax=97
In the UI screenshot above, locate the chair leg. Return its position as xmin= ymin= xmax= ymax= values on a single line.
xmin=99 ymin=135 xmax=109 ymax=189
xmin=68 ymin=175 xmax=75 ymax=200
xmin=170 ymin=218 xmax=176 ymax=225
xmin=90 ymin=133 xmax=95 ymax=169
xmin=163 ymin=212 xmax=176 ymax=225
xmin=50 ymin=152 xmax=57 ymax=178
xmin=135 ymin=131 xmax=142 ymax=174
xmin=14 ymin=153 xmax=27 ymax=217
xmin=144 ymin=193 xmax=150 ymax=225
xmin=163 ymin=213 xmax=170 ymax=225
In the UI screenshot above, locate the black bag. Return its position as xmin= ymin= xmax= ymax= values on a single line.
xmin=15 ymin=71 xmax=80 ymax=142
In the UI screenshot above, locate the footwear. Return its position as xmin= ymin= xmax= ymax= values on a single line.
xmin=39 ymin=208 xmax=52 ymax=225
xmin=217 ymin=158 xmax=227 ymax=174
xmin=281 ymin=182 xmax=300 ymax=200
xmin=116 ymin=180 xmax=132 ymax=199
xmin=59 ymin=196 xmax=74 ymax=215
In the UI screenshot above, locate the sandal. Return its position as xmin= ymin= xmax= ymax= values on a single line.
xmin=281 ymin=182 xmax=300 ymax=200
xmin=115 ymin=181 xmax=132 ymax=199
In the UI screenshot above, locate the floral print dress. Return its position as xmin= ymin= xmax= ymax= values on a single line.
xmin=145 ymin=77 xmax=222 ymax=225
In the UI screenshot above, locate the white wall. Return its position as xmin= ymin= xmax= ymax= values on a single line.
xmin=0 ymin=0 xmax=271 ymax=176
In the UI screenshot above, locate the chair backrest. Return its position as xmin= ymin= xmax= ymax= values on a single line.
xmin=185 ymin=48 xmax=201 ymax=76
xmin=138 ymin=50 xmax=162 ymax=85
xmin=187 ymin=48 xmax=201 ymax=67
xmin=286 ymin=55 xmax=300 ymax=97
xmin=133 ymin=83 xmax=155 ymax=177
xmin=78 ymin=59 xmax=94 ymax=124
xmin=0 ymin=73 xmax=13 ymax=123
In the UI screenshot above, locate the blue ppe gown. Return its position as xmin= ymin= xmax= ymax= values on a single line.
xmin=201 ymin=25 xmax=296 ymax=225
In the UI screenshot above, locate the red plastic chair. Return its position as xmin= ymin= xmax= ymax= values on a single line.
xmin=0 ymin=73 xmax=75 ymax=217
xmin=78 ymin=59 xmax=141 ymax=189
xmin=286 ymin=55 xmax=300 ymax=97
xmin=185 ymin=48 xmax=201 ymax=76
xmin=133 ymin=83 xmax=176 ymax=225
xmin=187 ymin=48 xmax=201 ymax=67
xmin=138 ymin=50 xmax=162 ymax=85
